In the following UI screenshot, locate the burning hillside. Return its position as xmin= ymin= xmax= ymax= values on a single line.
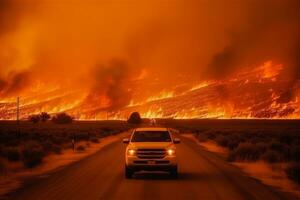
xmin=0 ymin=61 xmax=299 ymax=120
xmin=0 ymin=0 xmax=299 ymax=120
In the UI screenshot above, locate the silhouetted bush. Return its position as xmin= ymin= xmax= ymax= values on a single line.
xmin=52 ymin=113 xmax=73 ymax=124
xmin=127 ymin=112 xmax=142 ymax=124
xmin=206 ymin=131 xmax=217 ymax=140
xmin=215 ymin=135 xmax=230 ymax=147
xmin=29 ymin=114 xmax=41 ymax=123
xmin=290 ymin=145 xmax=300 ymax=162
xmin=40 ymin=112 xmax=51 ymax=122
xmin=196 ymin=133 xmax=209 ymax=142
xmin=228 ymin=142 xmax=262 ymax=161
xmin=269 ymin=140 xmax=285 ymax=152
xmin=2 ymin=147 xmax=21 ymax=162
xmin=41 ymin=140 xmax=62 ymax=154
xmin=261 ymin=150 xmax=282 ymax=163
xmin=194 ymin=129 xmax=300 ymax=164
xmin=22 ymin=141 xmax=45 ymax=168
xmin=76 ymin=145 xmax=86 ymax=151
xmin=74 ymin=132 xmax=89 ymax=140
xmin=286 ymin=163 xmax=300 ymax=183
xmin=50 ymin=144 xmax=62 ymax=154
xmin=90 ymin=137 xmax=100 ymax=143
xmin=227 ymin=139 xmax=240 ymax=150
xmin=0 ymin=159 xmax=6 ymax=174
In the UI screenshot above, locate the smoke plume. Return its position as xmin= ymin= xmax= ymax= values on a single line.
xmin=0 ymin=0 xmax=299 ymax=108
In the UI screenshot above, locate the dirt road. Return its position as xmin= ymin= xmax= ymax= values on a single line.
xmin=8 ymin=137 xmax=299 ymax=200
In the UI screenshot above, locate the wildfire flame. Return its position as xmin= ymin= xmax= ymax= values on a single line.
xmin=0 ymin=61 xmax=299 ymax=120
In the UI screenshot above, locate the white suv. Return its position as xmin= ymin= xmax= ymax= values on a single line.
xmin=123 ymin=127 xmax=180 ymax=178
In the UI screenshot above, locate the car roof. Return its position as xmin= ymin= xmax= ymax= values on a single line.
xmin=135 ymin=127 xmax=168 ymax=132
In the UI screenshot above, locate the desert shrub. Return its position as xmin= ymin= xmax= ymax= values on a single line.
xmin=41 ymin=140 xmax=53 ymax=152
xmin=215 ymin=135 xmax=229 ymax=147
xmin=279 ymin=133 xmax=293 ymax=145
xmin=227 ymin=140 xmax=240 ymax=150
xmin=127 ymin=112 xmax=142 ymax=124
xmin=206 ymin=131 xmax=217 ymax=140
xmin=40 ymin=112 xmax=51 ymax=122
xmin=52 ymin=113 xmax=73 ymax=124
xmin=102 ymin=127 xmax=113 ymax=132
xmin=261 ymin=150 xmax=282 ymax=163
xmin=286 ymin=163 xmax=300 ymax=183
xmin=62 ymin=142 xmax=73 ymax=149
xmin=196 ymin=133 xmax=209 ymax=142
xmin=29 ymin=114 xmax=41 ymax=123
xmin=75 ymin=132 xmax=89 ymax=140
xmin=50 ymin=135 xmax=68 ymax=145
xmin=76 ymin=145 xmax=86 ymax=151
xmin=52 ymin=144 xmax=62 ymax=154
xmin=41 ymin=141 xmax=62 ymax=154
xmin=225 ymin=134 xmax=243 ymax=150
xmin=22 ymin=141 xmax=45 ymax=168
xmin=0 ymin=159 xmax=6 ymax=174
xmin=290 ymin=145 xmax=300 ymax=162
xmin=90 ymin=137 xmax=100 ymax=143
xmin=256 ymin=142 xmax=268 ymax=153
xmin=2 ymin=147 xmax=21 ymax=162
xmin=269 ymin=140 xmax=285 ymax=152
xmin=228 ymin=142 xmax=262 ymax=162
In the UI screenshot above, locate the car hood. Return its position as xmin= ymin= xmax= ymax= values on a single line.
xmin=129 ymin=142 xmax=174 ymax=149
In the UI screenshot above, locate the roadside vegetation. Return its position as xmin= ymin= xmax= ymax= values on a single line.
xmin=0 ymin=120 xmax=132 ymax=172
xmin=159 ymin=119 xmax=300 ymax=184
xmin=127 ymin=112 xmax=142 ymax=124
xmin=29 ymin=112 xmax=72 ymax=124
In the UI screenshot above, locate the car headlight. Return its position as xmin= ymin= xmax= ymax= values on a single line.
xmin=127 ymin=149 xmax=136 ymax=156
xmin=167 ymin=148 xmax=175 ymax=156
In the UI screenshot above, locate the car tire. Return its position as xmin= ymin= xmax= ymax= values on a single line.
xmin=170 ymin=166 xmax=178 ymax=178
xmin=125 ymin=166 xmax=134 ymax=179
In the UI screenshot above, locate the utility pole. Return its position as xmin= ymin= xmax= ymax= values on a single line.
xmin=16 ymin=97 xmax=21 ymax=137
xmin=17 ymin=97 xmax=20 ymax=122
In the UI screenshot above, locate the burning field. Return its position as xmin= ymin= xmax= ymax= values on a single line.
xmin=1 ymin=60 xmax=299 ymax=120
xmin=0 ymin=0 xmax=300 ymax=120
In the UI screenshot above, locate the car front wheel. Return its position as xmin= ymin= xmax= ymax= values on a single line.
xmin=125 ymin=166 xmax=134 ymax=179
xmin=170 ymin=166 xmax=178 ymax=178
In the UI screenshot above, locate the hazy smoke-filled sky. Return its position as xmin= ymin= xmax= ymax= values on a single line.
xmin=0 ymin=0 xmax=299 ymax=108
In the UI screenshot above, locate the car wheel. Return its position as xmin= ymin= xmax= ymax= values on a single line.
xmin=125 ymin=166 xmax=134 ymax=179
xmin=170 ymin=166 xmax=178 ymax=178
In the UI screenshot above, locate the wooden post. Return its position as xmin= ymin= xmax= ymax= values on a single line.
xmin=17 ymin=97 xmax=20 ymax=122
xmin=17 ymin=97 xmax=21 ymax=137
xmin=72 ymin=134 xmax=76 ymax=152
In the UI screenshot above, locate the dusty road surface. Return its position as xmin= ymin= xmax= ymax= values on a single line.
xmin=7 ymin=137 xmax=299 ymax=200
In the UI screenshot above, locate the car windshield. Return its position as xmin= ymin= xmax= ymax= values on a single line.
xmin=131 ymin=131 xmax=171 ymax=142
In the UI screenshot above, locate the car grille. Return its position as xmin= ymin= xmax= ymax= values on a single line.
xmin=133 ymin=160 xmax=170 ymax=164
xmin=136 ymin=148 xmax=166 ymax=159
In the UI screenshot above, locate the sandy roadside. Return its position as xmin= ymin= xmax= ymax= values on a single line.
xmin=0 ymin=132 xmax=130 ymax=198
xmin=181 ymin=133 xmax=300 ymax=198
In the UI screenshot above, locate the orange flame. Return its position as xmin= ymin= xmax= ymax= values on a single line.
xmin=0 ymin=61 xmax=299 ymax=120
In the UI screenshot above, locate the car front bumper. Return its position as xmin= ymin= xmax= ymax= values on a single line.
xmin=126 ymin=155 xmax=177 ymax=171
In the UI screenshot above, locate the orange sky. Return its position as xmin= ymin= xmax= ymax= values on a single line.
xmin=0 ymin=0 xmax=299 ymax=110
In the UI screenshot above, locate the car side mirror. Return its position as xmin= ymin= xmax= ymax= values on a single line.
xmin=173 ymin=138 xmax=180 ymax=144
xmin=123 ymin=138 xmax=130 ymax=144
